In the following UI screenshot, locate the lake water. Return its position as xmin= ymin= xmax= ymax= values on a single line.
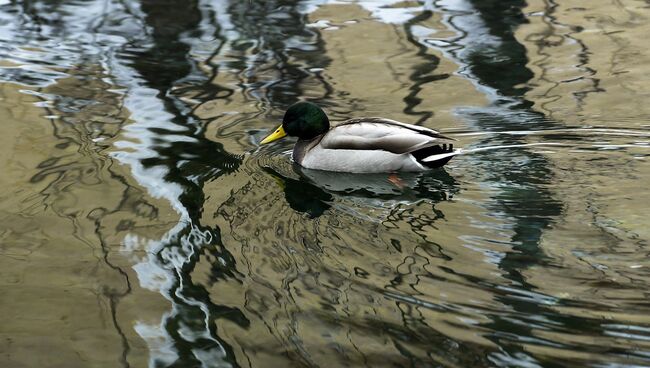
xmin=1 ymin=0 xmax=650 ymax=367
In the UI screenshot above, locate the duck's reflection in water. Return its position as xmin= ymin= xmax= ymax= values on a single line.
xmin=263 ymin=164 xmax=458 ymax=219
xmin=207 ymin=157 xmax=500 ymax=366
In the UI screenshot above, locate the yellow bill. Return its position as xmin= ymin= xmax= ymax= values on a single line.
xmin=260 ymin=125 xmax=287 ymax=144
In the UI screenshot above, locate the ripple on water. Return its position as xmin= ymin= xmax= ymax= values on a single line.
xmin=1 ymin=0 xmax=650 ymax=367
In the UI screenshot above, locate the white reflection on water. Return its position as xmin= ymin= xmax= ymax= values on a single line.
xmin=108 ymin=1 xmax=234 ymax=365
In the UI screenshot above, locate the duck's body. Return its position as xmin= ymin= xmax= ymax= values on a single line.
xmin=293 ymin=118 xmax=455 ymax=173
xmin=261 ymin=103 xmax=456 ymax=173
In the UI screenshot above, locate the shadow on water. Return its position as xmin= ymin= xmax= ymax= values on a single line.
xmin=263 ymin=165 xmax=459 ymax=219
xmin=263 ymin=167 xmax=333 ymax=219
xmin=465 ymin=0 xmax=535 ymax=102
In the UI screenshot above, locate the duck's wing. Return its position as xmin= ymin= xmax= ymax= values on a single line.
xmin=320 ymin=118 xmax=454 ymax=154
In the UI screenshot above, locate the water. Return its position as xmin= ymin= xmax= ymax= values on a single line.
xmin=1 ymin=0 xmax=650 ymax=367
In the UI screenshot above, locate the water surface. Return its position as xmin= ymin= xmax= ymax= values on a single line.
xmin=1 ymin=0 xmax=650 ymax=367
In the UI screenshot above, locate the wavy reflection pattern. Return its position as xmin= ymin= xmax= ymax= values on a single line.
xmin=3 ymin=0 xmax=650 ymax=367
xmin=109 ymin=0 xmax=490 ymax=366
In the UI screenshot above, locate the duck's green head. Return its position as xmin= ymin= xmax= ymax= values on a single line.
xmin=261 ymin=101 xmax=330 ymax=144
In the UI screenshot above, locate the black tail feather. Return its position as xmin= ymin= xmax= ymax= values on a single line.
xmin=412 ymin=144 xmax=454 ymax=168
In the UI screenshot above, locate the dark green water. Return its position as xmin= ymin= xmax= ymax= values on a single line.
xmin=1 ymin=0 xmax=650 ymax=367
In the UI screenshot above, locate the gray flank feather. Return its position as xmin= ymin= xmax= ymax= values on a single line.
xmin=321 ymin=120 xmax=453 ymax=154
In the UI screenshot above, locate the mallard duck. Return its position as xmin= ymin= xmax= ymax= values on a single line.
xmin=260 ymin=102 xmax=456 ymax=173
